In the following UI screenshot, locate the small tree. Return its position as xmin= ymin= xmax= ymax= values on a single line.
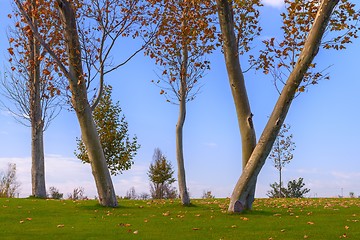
xmin=268 ymin=178 xmax=310 ymax=198
xmin=268 ymin=124 xmax=295 ymax=198
xmin=67 ymin=187 xmax=87 ymax=200
xmin=148 ymin=148 xmax=176 ymax=199
xmin=124 ymin=187 xmax=137 ymax=200
xmin=286 ymin=178 xmax=310 ymax=198
xmin=202 ymin=190 xmax=215 ymax=199
xmin=0 ymin=163 xmax=21 ymax=198
xmin=75 ymin=85 xmax=140 ymax=175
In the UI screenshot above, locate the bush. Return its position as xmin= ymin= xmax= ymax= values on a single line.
xmin=267 ymin=178 xmax=310 ymax=198
xmin=47 ymin=186 xmax=63 ymax=199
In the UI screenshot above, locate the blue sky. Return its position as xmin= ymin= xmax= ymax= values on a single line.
xmin=0 ymin=0 xmax=359 ymax=199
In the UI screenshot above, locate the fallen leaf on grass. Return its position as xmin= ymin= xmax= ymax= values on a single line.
xmin=57 ymin=224 xmax=64 ymax=228
xmin=231 ymin=225 xmax=237 ymax=228
xmin=273 ymin=213 xmax=281 ymax=217
xmin=345 ymin=226 xmax=350 ymax=230
xmin=133 ymin=230 xmax=138 ymax=234
xmin=304 ymin=235 xmax=309 ymax=239
xmin=19 ymin=220 xmax=24 ymax=224
xmin=281 ymin=229 xmax=286 ymax=232
xmin=144 ymin=219 xmax=149 ymax=223
xmin=26 ymin=218 xmax=32 ymax=221
xmin=118 ymin=223 xmax=131 ymax=227
xmin=195 ymin=214 xmax=201 ymax=217
xmin=340 ymin=233 xmax=348 ymax=238
xmin=307 ymin=222 xmax=315 ymax=225
xmin=162 ymin=211 xmax=170 ymax=216
xmin=240 ymin=217 xmax=249 ymax=221
xmin=192 ymin=228 xmax=200 ymax=230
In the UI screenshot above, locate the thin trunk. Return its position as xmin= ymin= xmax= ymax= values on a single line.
xmin=57 ymin=0 xmax=117 ymax=207
xmin=176 ymin=37 xmax=190 ymax=206
xmin=176 ymin=96 xmax=190 ymax=205
xmin=216 ymin=0 xmax=257 ymax=210
xmin=30 ymin=1 xmax=46 ymax=198
xmin=227 ymin=0 xmax=338 ymax=212
xmin=279 ymin=165 xmax=282 ymax=198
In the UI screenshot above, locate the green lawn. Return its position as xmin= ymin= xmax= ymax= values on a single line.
xmin=0 ymin=198 xmax=359 ymax=239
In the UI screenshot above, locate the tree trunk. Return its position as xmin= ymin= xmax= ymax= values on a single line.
xmin=57 ymin=0 xmax=117 ymax=207
xmin=175 ymin=37 xmax=190 ymax=206
xmin=176 ymin=97 xmax=190 ymax=205
xmin=30 ymin=1 xmax=46 ymax=198
xmin=216 ymin=0 xmax=257 ymax=210
xmin=279 ymin=165 xmax=282 ymax=198
xmin=227 ymin=0 xmax=339 ymax=213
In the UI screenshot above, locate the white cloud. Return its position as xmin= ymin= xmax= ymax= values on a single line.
xmin=262 ymin=0 xmax=284 ymax=8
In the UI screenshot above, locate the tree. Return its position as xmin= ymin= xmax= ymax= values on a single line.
xmin=145 ymin=0 xmax=216 ymax=205
xmin=268 ymin=124 xmax=295 ymax=198
xmin=124 ymin=187 xmax=137 ymax=200
xmin=2 ymin=1 xmax=63 ymax=198
xmin=286 ymin=178 xmax=310 ymax=198
xmin=13 ymin=0 xmax=118 ymax=206
xmin=0 ymin=163 xmax=21 ymax=198
xmin=148 ymin=148 xmax=177 ymax=199
xmin=75 ymin=85 xmax=140 ymax=175
xmin=216 ymin=0 xmax=359 ymax=212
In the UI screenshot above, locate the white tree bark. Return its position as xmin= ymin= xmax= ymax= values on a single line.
xmin=56 ymin=0 xmax=117 ymax=207
xmin=216 ymin=0 xmax=257 ymax=210
xmin=30 ymin=2 xmax=46 ymax=197
xmin=176 ymin=43 xmax=191 ymax=206
xmin=227 ymin=0 xmax=339 ymax=213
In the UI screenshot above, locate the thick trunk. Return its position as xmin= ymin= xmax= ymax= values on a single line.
xmin=216 ymin=0 xmax=257 ymax=210
xmin=227 ymin=0 xmax=339 ymax=213
xmin=57 ymin=0 xmax=117 ymax=207
xmin=30 ymin=3 xmax=46 ymax=198
xmin=31 ymin=118 xmax=46 ymax=197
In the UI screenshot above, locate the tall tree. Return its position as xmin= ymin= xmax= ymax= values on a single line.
xmin=13 ymin=0 xmax=150 ymax=206
xmin=216 ymin=0 xmax=359 ymax=212
xmin=2 ymin=1 xmax=63 ymax=198
xmin=215 ymin=0 xmax=262 ymax=210
xmin=75 ymin=85 xmax=140 ymax=175
xmin=13 ymin=0 xmax=117 ymax=206
xmin=145 ymin=0 xmax=216 ymax=205
xmin=268 ymin=124 xmax=295 ymax=198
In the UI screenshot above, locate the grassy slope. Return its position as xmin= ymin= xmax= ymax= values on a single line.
xmin=0 ymin=198 xmax=359 ymax=239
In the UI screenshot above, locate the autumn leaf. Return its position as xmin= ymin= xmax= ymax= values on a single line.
xmin=57 ymin=224 xmax=65 ymax=228
xmin=192 ymin=228 xmax=200 ymax=230
xmin=8 ymin=48 xmax=14 ymax=55
xmin=43 ymin=69 xmax=51 ymax=75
